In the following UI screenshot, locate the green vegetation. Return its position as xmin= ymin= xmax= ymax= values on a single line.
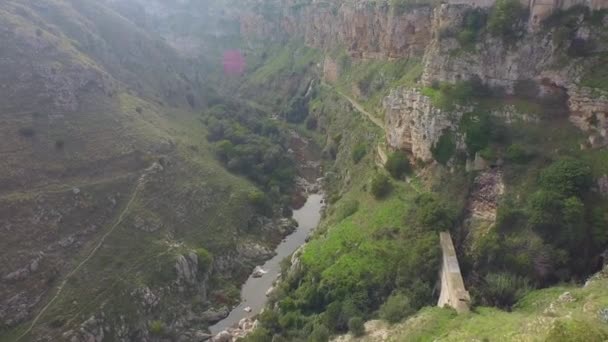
xmin=379 ymin=293 xmax=415 ymax=323
xmin=149 ymin=320 xmax=165 ymax=336
xmin=432 ymin=130 xmax=456 ymax=164
xmin=421 ymin=81 xmax=475 ymax=110
xmin=478 ymin=272 xmax=531 ymax=308
xmin=348 ymin=317 xmax=365 ymax=336
xmin=385 ymin=151 xmax=411 ymax=179
xmin=411 ymin=193 xmax=457 ymax=232
xmin=352 ymin=144 xmax=367 ymax=164
xmin=203 ymin=102 xmax=296 ymax=204
xmin=371 ymin=173 xmax=392 ymax=199
xmin=335 ymin=57 xmax=423 ymax=118
xmin=581 ymin=54 xmax=608 ymax=92
xmin=194 ymin=248 xmax=213 ymax=273
xmin=390 ymin=0 xmax=438 ymax=15
xmin=245 ymin=88 xmax=439 ymax=341
xmin=457 ymin=9 xmax=487 ymax=50
xmin=488 ymin=0 xmax=527 ymax=40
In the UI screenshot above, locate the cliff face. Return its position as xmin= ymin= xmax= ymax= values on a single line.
xmin=240 ymin=0 xmax=607 ymax=161
xmin=241 ymin=1 xmax=433 ymax=59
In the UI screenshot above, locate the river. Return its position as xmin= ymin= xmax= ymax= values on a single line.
xmin=209 ymin=193 xmax=324 ymax=334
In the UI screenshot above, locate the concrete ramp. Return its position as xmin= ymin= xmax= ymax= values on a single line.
xmin=437 ymin=232 xmax=470 ymax=313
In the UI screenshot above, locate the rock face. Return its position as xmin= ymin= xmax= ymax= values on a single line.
xmin=241 ymin=0 xmax=433 ymax=58
xmin=383 ymin=88 xmax=462 ymax=161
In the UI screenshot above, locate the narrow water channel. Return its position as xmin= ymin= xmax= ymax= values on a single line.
xmin=209 ymin=193 xmax=324 ymax=334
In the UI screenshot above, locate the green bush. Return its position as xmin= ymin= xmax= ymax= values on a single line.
xmin=352 ymin=144 xmax=367 ymax=164
xmin=348 ymin=317 xmax=365 ymax=337
xmin=379 ymin=293 xmax=414 ymax=324
xmin=336 ymin=200 xmax=359 ymax=221
xmin=432 ymin=130 xmax=456 ymax=165
xmin=385 ymin=151 xmax=411 ymax=179
xmin=149 ymin=320 xmax=165 ymax=336
xmin=370 ymin=173 xmax=392 ymax=199
xmin=248 ymin=190 xmax=272 ymax=216
xmin=478 ymin=146 xmax=496 ymax=160
xmin=246 ymin=327 xmax=273 ymax=342
xmin=539 ymin=158 xmax=593 ymax=197
xmin=488 ymin=0 xmax=526 ymax=40
xmin=505 ymin=143 xmax=529 ymax=163
xmin=462 ymin=112 xmax=492 ymax=155
xmin=195 ymin=248 xmax=213 ymax=273
xmin=545 ymin=319 xmax=608 ymax=342
xmin=309 ymin=324 xmax=330 ymax=342
xmin=480 ymin=272 xmax=530 ymax=308
xmin=457 ymin=29 xmax=476 ymax=49
xmin=413 ymin=194 xmax=456 ymax=232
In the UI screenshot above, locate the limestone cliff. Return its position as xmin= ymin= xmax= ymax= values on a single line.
xmin=240 ymin=0 xmax=433 ymax=58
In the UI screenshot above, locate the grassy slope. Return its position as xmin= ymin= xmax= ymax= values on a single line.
xmin=0 ymin=1 xmax=266 ymax=340
xmin=343 ymin=274 xmax=608 ymax=341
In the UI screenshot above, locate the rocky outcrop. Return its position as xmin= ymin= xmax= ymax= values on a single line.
xmin=568 ymin=87 xmax=608 ymax=147
xmin=383 ymin=88 xmax=463 ymax=161
xmin=241 ymin=0 xmax=433 ymax=58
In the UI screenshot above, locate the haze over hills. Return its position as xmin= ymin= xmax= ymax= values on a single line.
xmin=1 ymin=0 xmax=608 ymax=341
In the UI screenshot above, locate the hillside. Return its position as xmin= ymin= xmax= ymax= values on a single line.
xmin=2 ymin=0 xmax=608 ymax=341
xmin=0 ymin=1 xmax=294 ymax=341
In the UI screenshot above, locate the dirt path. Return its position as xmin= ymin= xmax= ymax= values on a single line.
xmin=328 ymin=85 xmax=384 ymax=130
xmin=16 ymin=163 xmax=160 ymax=341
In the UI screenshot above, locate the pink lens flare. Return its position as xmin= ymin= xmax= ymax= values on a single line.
xmin=223 ymin=50 xmax=246 ymax=76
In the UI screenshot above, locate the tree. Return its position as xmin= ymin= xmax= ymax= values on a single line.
xmin=385 ymin=151 xmax=411 ymax=179
xmin=488 ymin=0 xmax=526 ymax=39
xmin=348 ymin=317 xmax=365 ymax=337
xmin=379 ymin=293 xmax=414 ymax=324
xmin=352 ymin=144 xmax=367 ymax=164
xmin=413 ymin=194 xmax=456 ymax=232
xmin=309 ymin=324 xmax=330 ymax=342
xmin=539 ymin=158 xmax=593 ymax=197
xmin=480 ymin=272 xmax=530 ymax=308
xmin=194 ymin=248 xmax=213 ymax=273
xmin=371 ymin=173 xmax=392 ymax=199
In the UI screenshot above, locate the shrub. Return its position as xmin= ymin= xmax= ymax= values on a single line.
xmin=370 ymin=173 xmax=392 ymax=199
xmin=413 ymin=194 xmax=456 ymax=232
xmin=348 ymin=317 xmax=365 ymax=337
xmin=195 ymin=248 xmax=213 ymax=273
xmin=352 ymin=144 xmax=367 ymax=164
xmin=546 ymin=320 xmax=608 ymax=342
xmin=539 ymin=158 xmax=593 ymax=197
xmin=135 ymin=106 xmax=143 ymax=114
xmin=149 ymin=320 xmax=165 ymax=336
xmin=309 ymin=324 xmax=330 ymax=342
xmin=457 ymin=29 xmax=476 ymax=49
xmin=248 ymin=190 xmax=272 ymax=216
xmin=432 ymin=130 xmax=456 ymax=165
xmin=18 ymin=127 xmax=36 ymax=138
xmin=527 ymin=190 xmax=564 ymax=231
xmin=385 ymin=151 xmax=411 ymax=179
xmin=505 ymin=143 xmax=529 ymax=163
xmin=478 ymin=146 xmax=496 ymax=160
xmin=462 ymin=112 xmax=492 ymax=155
xmin=306 ymin=117 xmax=318 ymax=130
xmin=379 ymin=293 xmax=414 ymax=324
xmin=246 ymin=327 xmax=273 ymax=342
xmin=336 ymin=200 xmax=359 ymax=221
xmin=488 ymin=0 xmax=526 ymax=40
xmin=480 ymin=272 xmax=530 ymax=308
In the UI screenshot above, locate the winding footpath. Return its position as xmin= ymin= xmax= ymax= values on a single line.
xmin=16 ymin=163 xmax=160 ymax=341
xmin=324 ymin=84 xmax=385 ymax=130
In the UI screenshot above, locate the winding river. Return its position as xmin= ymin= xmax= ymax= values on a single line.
xmin=209 ymin=193 xmax=324 ymax=334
